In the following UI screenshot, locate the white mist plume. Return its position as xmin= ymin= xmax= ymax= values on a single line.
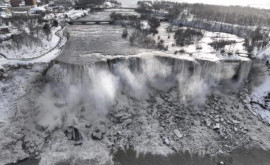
xmin=142 ymin=58 xmax=176 ymax=91
xmin=86 ymin=69 xmax=119 ymax=114
xmin=116 ymin=63 xmax=148 ymax=100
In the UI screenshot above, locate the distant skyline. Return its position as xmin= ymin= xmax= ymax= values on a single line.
xmin=118 ymin=0 xmax=270 ymax=9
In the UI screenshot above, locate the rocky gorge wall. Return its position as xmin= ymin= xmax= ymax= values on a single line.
xmin=48 ymin=55 xmax=252 ymax=90
xmin=35 ymin=55 xmax=253 ymax=133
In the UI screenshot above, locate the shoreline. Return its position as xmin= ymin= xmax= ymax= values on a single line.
xmin=10 ymin=147 xmax=270 ymax=165
xmin=114 ymin=147 xmax=270 ymax=165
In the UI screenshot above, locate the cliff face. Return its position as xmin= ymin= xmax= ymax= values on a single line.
xmin=49 ymin=55 xmax=252 ymax=89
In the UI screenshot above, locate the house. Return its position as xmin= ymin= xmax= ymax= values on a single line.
xmin=9 ymin=0 xmax=44 ymax=18
xmin=10 ymin=6 xmax=31 ymax=17
xmin=10 ymin=0 xmax=37 ymax=7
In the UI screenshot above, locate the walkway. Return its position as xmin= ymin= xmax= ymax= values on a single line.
xmin=0 ymin=27 xmax=67 ymax=64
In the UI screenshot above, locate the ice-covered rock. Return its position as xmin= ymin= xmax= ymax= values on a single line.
xmin=162 ymin=137 xmax=170 ymax=146
xmin=173 ymin=129 xmax=183 ymax=138
xmin=218 ymin=161 xmax=225 ymax=165
xmin=91 ymin=124 xmax=106 ymax=140
xmin=64 ymin=126 xmax=83 ymax=141
xmin=213 ymin=123 xmax=220 ymax=130
xmin=92 ymin=131 xmax=103 ymax=140
xmin=205 ymin=119 xmax=211 ymax=127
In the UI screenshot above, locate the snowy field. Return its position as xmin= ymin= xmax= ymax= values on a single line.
xmin=154 ymin=23 xmax=248 ymax=61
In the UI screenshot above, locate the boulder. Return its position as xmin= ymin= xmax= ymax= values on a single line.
xmin=91 ymin=124 xmax=106 ymax=140
xmin=206 ymin=119 xmax=211 ymax=127
xmin=163 ymin=137 xmax=170 ymax=146
xmin=218 ymin=161 xmax=225 ymax=165
xmin=99 ymin=124 xmax=106 ymax=134
xmin=173 ymin=129 xmax=183 ymax=138
xmin=213 ymin=123 xmax=220 ymax=130
xmin=64 ymin=126 xmax=83 ymax=141
xmin=113 ymin=112 xmax=132 ymax=123
xmin=92 ymin=131 xmax=103 ymax=140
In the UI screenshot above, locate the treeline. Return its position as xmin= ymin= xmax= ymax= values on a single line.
xmin=136 ymin=1 xmax=270 ymax=53
xmin=137 ymin=1 xmax=270 ymax=26
xmin=174 ymin=28 xmax=203 ymax=46
xmin=244 ymin=27 xmax=270 ymax=53
xmin=0 ymin=18 xmax=58 ymax=51
xmin=189 ymin=4 xmax=270 ymax=27
xmin=126 ymin=16 xmax=161 ymax=48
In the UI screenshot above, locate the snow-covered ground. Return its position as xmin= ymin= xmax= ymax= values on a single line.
xmin=248 ymin=42 xmax=270 ymax=124
xmin=250 ymin=64 xmax=270 ymax=124
xmin=154 ymin=23 xmax=248 ymax=61
xmin=0 ymin=63 xmax=52 ymax=165
xmin=0 ymin=27 xmax=61 ymax=59
xmin=0 ymin=25 xmax=20 ymax=41
xmin=0 ymin=64 xmax=47 ymax=123
xmin=44 ymin=9 xmax=89 ymax=21
xmin=254 ymin=45 xmax=270 ymax=63
xmin=0 ymin=27 xmax=67 ymax=69
xmin=0 ymin=9 xmax=87 ymax=63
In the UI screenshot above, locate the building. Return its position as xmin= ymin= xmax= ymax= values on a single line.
xmin=10 ymin=0 xmax=20 ymax=7
xmin=10 ymin=0 xmax=37 ymax=7
xmin=9 ymin=6 xmax=32 ymax=18
xmin=25 ymin=0 xmax=37 ymax=6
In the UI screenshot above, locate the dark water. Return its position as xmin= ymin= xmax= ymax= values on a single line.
xmin=113 ymin=148 xmax=270 ymax=165
xmin=7 ymin=158 xmax=40 ymax=165
xmin=10 ymin=148 xmax=270 ymax=165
